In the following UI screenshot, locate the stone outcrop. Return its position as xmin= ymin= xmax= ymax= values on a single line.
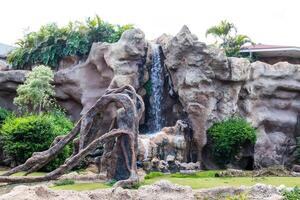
xmin=1 ymin=26 xmax=300 ymax=169
xmin=240 ymin=61 xmax=300 ymax=168
xmin=162 ymin=25 xmax=248 ymax=164
xmin=137 ymin=120 xmax=188 ymax=162
xmin=55 ymin=28 xmax=147 ymax=121
xmin=161 ymin=25 xmax=300 ymax=168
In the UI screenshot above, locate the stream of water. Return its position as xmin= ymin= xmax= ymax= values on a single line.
xmin=149 ymin=44 xmax=164 ymax=132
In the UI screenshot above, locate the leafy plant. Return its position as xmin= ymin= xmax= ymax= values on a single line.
xmin=206 ymin=20 xmax=253 ymax=57
xmin=0 ymin=113 xmax=73 ymax=172
xmin=207 ymin=117 xmax=256 ymax=167
xmin=282 ymin=187 xmax=300 ymax=200
xmin=14 ymin=65 xmax=55 ymax=114
xmin=8 ymin=15 xmax=133 ymax=69
xmin=0 ymin=107 xmax=11 ymax=126
xmin=54 ymin=179 xmax=75 ymax=186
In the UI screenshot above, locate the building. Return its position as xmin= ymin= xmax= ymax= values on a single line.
xmin=240 ymin=44 xmax=300 ymax=64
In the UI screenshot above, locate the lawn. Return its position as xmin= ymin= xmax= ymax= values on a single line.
xmin=0 ymin=170 xmax=46 ymax=177
xmin=51 ymin=182 xmax=110 ymax=191
xmin=2 ymin=170 xmax=300 ymax=191
xmin=52 ymin=171 xmax=300 ymax=191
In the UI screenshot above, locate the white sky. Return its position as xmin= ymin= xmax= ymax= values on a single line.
xmin=1 ymin=0 xmax=300 ymax=46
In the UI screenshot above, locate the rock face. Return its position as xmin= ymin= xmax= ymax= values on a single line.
xmin=161 ymin=25 xmax=300 ymax=168
xmin=138 ymin=120 xmax=188 ymax=162
xmin=55 ymin=28 xmax=147 ymax=121
xmin=162 ymin=25 xmax=248 ymax=163
xmin=1 ymin=26 xmax=300 ymax=169
xmin=240 ymin=61 xmax=300 ymax=167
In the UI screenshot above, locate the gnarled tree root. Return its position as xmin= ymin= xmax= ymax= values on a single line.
xmin=0 ymin=85 xmax=143 ymax=188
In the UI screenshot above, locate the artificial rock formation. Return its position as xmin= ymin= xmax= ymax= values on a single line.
xmin=1 ymin=25 xmax=300 ymax=173
xmin=160 ymin=26 xmax=300 ymax=169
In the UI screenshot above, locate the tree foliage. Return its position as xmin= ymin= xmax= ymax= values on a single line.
xmin=206 ymin=20 xmax=253 ymax=57
xmin=0 ymin=107 xmax=11 ymax=126
xmin=0 ymin=113 xmax=73 ymax=172
xmin=14 ymin=65 xmax=55 ymax=114
xmin=207 ymin=117 xmax=256 ymax=167
xmin=8 ymin=15 xmax=133 ymax=69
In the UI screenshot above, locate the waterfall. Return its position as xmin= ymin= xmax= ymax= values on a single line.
xmin=149 ymin=44 xmax=164 ymax=132
xmin=140 ymin=138 xmax=150 ymax=161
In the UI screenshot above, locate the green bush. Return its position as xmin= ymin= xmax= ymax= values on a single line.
xmin=207 ymin=117 xmax=256 ymax=167
xmin=0 ymin=107 xmax=11 ymax=126
xmin=282 ymin=187 xmax=300 ymax=200
xmin=8 ymin=15 xmax=133 ymax=69
xmin=0 ymin=113 xmax=73 ymax=172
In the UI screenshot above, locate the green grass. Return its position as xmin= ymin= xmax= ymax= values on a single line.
xmin=3 ymin=170 xmax=300 ymax=191
xmin=51 ymin=182 xmax=110 ymax=191
xmin=144 ymin=176 xmax=300 ymax=189
xmin=0 ymin=171 xmax=47 ymax=177
xmin=49 ymin=176 xmax=300 ymax=191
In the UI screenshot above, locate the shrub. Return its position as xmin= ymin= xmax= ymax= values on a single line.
xmin=54 ymin=179 xmax=75 ymax=186
xmin=207 ymin=117 xmax=256 ymax=167
xmin=0 ymin=113 xmax=73 ymax=172
xmin=14 ymin=65 xmax=55 ymax=114
xmin=0 ymin=107 xmax=11 ymax=126
xmin=8 ymin=15 xmax=133 ymax=69
xmin=282 ymin=187 xmax=300 ymax=200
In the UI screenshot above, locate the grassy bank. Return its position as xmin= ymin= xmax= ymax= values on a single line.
xmin=2 ymin=170 xmax=300 ymax=191
xmin=52 ymin=171 xmax=300 ymax=191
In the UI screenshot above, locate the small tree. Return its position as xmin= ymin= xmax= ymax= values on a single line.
xmin=14 ymin=65 xmax=55 ymax=114
xmin=206 ymin=20 xmax=253 ymax=57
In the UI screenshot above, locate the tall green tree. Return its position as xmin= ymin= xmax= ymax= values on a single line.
xmin=206 ymin=20 xmax=253 ymax=57
xmin=14 ymin=65 xmax=55 ymax=114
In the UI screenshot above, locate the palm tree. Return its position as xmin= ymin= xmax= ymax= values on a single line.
xmin=206 ymin=20 xmax=253 ymax=57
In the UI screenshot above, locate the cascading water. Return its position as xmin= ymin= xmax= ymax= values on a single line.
xmin=149 ymin=43 xmax=164 ymax=132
